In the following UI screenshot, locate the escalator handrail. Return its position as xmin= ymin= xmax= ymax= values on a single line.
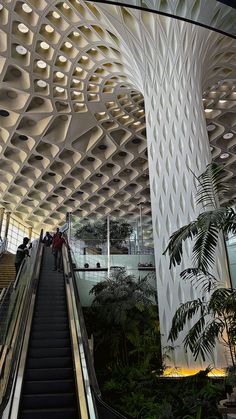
xmin=0 ymin=230 xmax=43 ymax=417
xmin=65 ymin=241 xmax=127 ymax=419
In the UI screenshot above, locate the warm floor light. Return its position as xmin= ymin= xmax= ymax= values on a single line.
xmin=163 ymin=367 xmax=226 ymax=377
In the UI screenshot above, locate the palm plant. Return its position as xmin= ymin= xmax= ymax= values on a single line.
xmin=163 ymin=163 xmax=236 ymax=363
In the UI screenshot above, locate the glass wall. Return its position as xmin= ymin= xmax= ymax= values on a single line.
xmin=0 ymin=214 xmax=39 ymax=254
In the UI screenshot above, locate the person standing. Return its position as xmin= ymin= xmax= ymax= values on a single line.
xmin=52 ymin=227 xmax=60 ymax=252
xmin=42 ymin=231 xmax=53 ymax=247
xmin=53 ymin=232 xmax=66 ymax=272
xmin=15 ymin=237 xmax=30 ymax=276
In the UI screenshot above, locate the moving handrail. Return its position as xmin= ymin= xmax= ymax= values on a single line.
xmin=63 ymin=240 xmax=127 ymax=419
xmin=0 ymin=230 xmax=43 ymax=418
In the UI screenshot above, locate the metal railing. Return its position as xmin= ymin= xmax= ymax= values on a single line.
xmin=63 ymin=240 xmax=127 ymax=419
xmin=0 ymin=231 xmax=43 ymax=417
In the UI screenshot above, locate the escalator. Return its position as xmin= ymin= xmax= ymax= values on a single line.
xmin=0 ymin=236 xmax=127 ymax=419
xmin=18 ymin=247 xmax=79 ymax=419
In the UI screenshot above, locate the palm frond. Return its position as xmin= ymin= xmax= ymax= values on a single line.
xmin=195 ymin=163 xmax=228 ymax=209
xmin=224 ymin=207 xmax=236 ymax=234
xmin=168 ymin=299 xmax=205 ymax=342
xmin=180 ymin=268 xmax=219 ymax=292
xmin=192 ymin=225 xmax=219 ymax=270
xmin=163 ymin=221 xmax=198 ymax=268
xmin=208 ymin=288 xmax=233 ymax=315
xmin=190 ymin=319 xmax=224 ymax=361
xmin=183 ymin=315 xmax=206 ymax=353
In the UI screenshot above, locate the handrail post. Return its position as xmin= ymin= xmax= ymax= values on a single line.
xmin=107 ymin=215 xmax=110 ymax=277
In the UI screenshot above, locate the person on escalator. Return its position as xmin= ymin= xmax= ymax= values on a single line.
xmin=15 ymin=237 xmax=30 ymax=277
xmin=42 ymin=231 xmax=53 ymax=247
xmin=52 ymin=232 xmax=66 ymax=273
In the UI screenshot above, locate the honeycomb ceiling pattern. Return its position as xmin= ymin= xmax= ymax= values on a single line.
xmin=0 ymin=0 xmax=235 ymax=232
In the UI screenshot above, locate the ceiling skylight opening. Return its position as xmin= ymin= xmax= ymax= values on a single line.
xmin=18 ymin=23 xmax=29 ymax=34
xmin=52 ymin=11 xmax=60 ymax=19
xmin=223 ymin=133 xmax=233 ymax=139
xmin=37 ymin=60 xmax=47 ymax=69
xmin=55 ymin=86 xmax=65 ymax=93
xmin=16 ymin=45 xmax=27 ymax=55
xmin=59 ymin=55 xmax=67 ymax=63
xmin=22 ymin=3 xmax=32 ymax=13
xmin=133 ymin=121 xmax=141 ymax=126
xmin=73 ymin=79 xmax=80 ymax=84
xmin=205 ymin=109 xmax=212 ymax=113
xmin=56 ymin=71 xmax=64 ymax=79
xmin=65 ymin=42 xmax=72 ymax=49
xmin=40 ymin=41 xmax=50 ymax=50
xmin=220 ymin=153 xmax=230 ymax=159
xmin=63 ymin=2 xmax=70 ymax=9
xmin=37 ymin=80 xmax=47 ymax=88
xmin=73 ymin=31 xmax=80 ymax=37
xmin=45 ymin=25 xmax=54 ymax=33
xmin=219 ymin=100 xmax=227 ymax=104
xmin=81 ymin=55 xmax=88 ymax=61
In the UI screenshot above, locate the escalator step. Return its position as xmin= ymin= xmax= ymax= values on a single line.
xmin=33 ymin=315 xmax=68 ymax=322
xmin=19 ymin=407 xmax=78 ymax=419
xmin=21 ymin=393 xmax=76 ymax=409
xmin=32 ymin=323 xmax=68 ymax=332
xmin=29 ymin=338 xmax=70 ymax=348
xmin=24 ymin=379 xmax=75 ymax=394
xmin=30 ymin=331 xmax=69 ymax=340
xmin=28 ymin=347 xmax=71 ymax=358
xmin=25 ymin=367 xmax=74 ymax=381
xmin=27 ymin=356 xmax=72 ymax=369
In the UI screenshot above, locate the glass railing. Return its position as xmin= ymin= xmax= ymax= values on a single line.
xmin=0 ymin=234 xmax=42 ymax=413
xmin=0 ymin=238 xmax=7 ymax=256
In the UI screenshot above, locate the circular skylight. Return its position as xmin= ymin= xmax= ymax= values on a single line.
xmin=16 ymin=45 xmax=27 ymax=55
xmin=22 ymin=3 xmax=32 ymax=13
xmin=223 ymin=132 xmax=234 ymax=139
xmin=37 ymin=80 xmax=47 ymax=88
xmin=18 ymin=23 xmax=29 ymax=33
xmin=207 ymin=124 xmax=215 ymax=132
xmin=37 ymin=60 xmax=47 ymax=68
xmin=40 ymin=42 xmax=50 ymax=50
xmin=59 ymin=55 xmax=67 ymax=63
xmin=45 ymin=25 xmax=54 ymax=33
xmin=220 ymin=153 xmax=230 ymax=159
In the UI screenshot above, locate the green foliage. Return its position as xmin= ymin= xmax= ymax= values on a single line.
xmin=100 ymin=365 xmax=225 ymax=418
xmin=164 ymin=163 xmax=236 ymax=364
xmin=75 ymin=219 xmax=133 ymax=247
xmin=86 ymin=268 xmax=161 ymax=369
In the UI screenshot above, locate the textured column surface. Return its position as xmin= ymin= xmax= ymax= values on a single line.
xmin=96 ymin=5 xmax=232 ymax=369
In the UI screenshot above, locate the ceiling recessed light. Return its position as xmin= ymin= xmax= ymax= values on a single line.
xmin=16 ymin=45 xmax=27 ymax=55
xmin=45 ymin=24 xmax=54 ymax=33
xmin=59 ymin=55 xmax=67 ymax=63
xmin=220 ymin=153 xmax=230 ymax=159
xmin=73 ymin=31 xmax=80 ymax=37
xmin=37 ymin=60 xmax=47 ymax=68
xmin=52 ymin=11 xmax=60 ymax=19
xmin=205 ymin=109 xmax=212 ymax=113
xmin=82 ymin=55 xmax=88 ymax=60
xmin=207 ymin=124 xmax=215 ymax=132
xmin=40 ymin=41 xmax=49 ymax=50
xmin=63 ymin=2 xmax=70 ymax=9
xmin=219 ymin=100 xmax=227 ymax=104
xmin=18 ymin=23 xmax=29 ymax=33
xmin=0 ymin=109 xmax=10 ymax=117
xmin=75 ymin=67 xmax=83 ymax=73
xmin=223 ymin=132 xmax=234 ymax=139
xmin=22 ymin=3 xmax=32 ymax=13
xmin=123 ymin=115 xmax=129 ymax=119
xmin=37 ymin=80 xmax=47 ymax=88
xmin=133 ymin=121 xmax=141 ymax=126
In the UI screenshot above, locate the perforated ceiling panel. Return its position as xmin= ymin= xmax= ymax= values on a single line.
xmin=0 ymin=0 xmax=235 ymax=233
